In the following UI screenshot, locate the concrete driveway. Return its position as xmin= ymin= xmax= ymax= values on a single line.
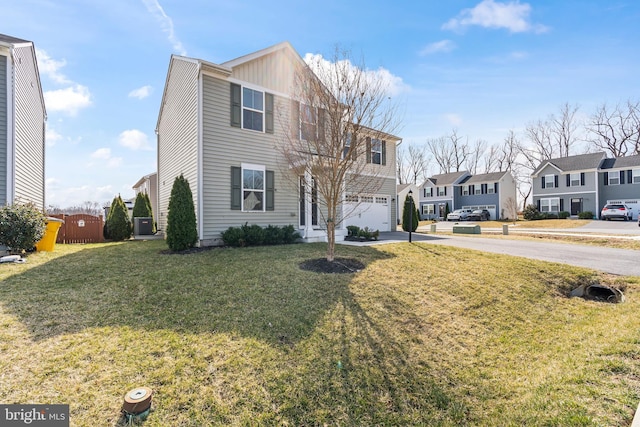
xmin=339 ymin=222 xmax=640 ymax=276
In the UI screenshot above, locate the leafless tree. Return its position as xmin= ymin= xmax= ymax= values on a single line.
xmin=586 ymin=99 xmax=640 ymax=157
xmin=426 ymin=128 xmax=471 ymax=173
xmin=465 ymin=139 xmax=487 ymax=175
xmin=278 ymin=47 xmax=400 ymax=262
xmin=524 ymin=102 xmax=581 ymax=160
xmin=46 ymin=201 xmax=104 ymax=216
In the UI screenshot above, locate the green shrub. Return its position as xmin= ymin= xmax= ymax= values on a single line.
xmin=221 ymin=226 xmax=246 ymax=247
xmin=105 ymin=195 xmax=132 ymax=241
xmin=522 ymin=204 xmax=543 ymax=220
xmin=166 ymin=174 xmax=198 ymax=251
xmin=347 ymin=225 xmax=360 ymax=237
xmin=0 ymin=203 xmax=46 ymax=253
xmin=222 ymin=224 xmax=300 ymax=247
xmin=263 ymin=225 xmax=284 ymax=245
xmin=558 ymin=211 xmax=570 ymax=219
xmin=402 ymin=195 xmax=419 ymax=232
xmin=281 ymin=225 xmax=301 ymax=244
xmin=578 ymin=211 xmax=594 ymax=219
xmin=241 ymin=223 xmax=265 ymax=246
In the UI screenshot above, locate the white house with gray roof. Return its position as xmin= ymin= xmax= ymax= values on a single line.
xmin=0 ymin=34 xmax=46 ymax=209
xmin=531 ymin=152 xmax=640 ymax=219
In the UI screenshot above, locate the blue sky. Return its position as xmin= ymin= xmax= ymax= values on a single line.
xmin=3 ymin=0 xmax=639 ymax=208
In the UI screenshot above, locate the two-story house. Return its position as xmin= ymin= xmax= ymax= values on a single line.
xmin=531 ymin=152 xmax=640 ymax=219
xmin=419 ymin=171 xmax=469 ymax=220
xmin=0 ymin=34 xmax=46 ymax=209
xmin=419 ymin=171 xmax=517 ymax=220
xmin=156 ymin=42 xmax=399 ymax=246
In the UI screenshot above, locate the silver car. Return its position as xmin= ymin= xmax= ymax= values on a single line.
xmin=447 ymin=209 xmax=473 ymax=221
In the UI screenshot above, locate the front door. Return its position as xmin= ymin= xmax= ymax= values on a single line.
xmin=438 ymin=204 xmax=446 ymax=219
xmin=571 ymin=198 xmax=582 ymax=216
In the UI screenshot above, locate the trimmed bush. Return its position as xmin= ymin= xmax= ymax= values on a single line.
xmin=166 ymin=174 xmax=198 ymax=251
xmin=522 ymin=204 xmax=543 ymax=220
xmin=105 ymin=195 xmax=132 ymax=241
xmin=0 ymin=203 xmax=46 ymax=253
xmin=578 ymin=211 xmax=594 ymax=219
xmin=558 ymin=211 xmax=570 ymax=219
xmin=347 ymin=225 xmax=360 ymax=237
xmin=222 ymin=223 xmax=300 ymax=247
xmin=402 ymin=195 xmax=419 ymax=232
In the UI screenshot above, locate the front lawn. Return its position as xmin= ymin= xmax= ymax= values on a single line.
xmin=1 ymin=240 xmax=639 ymax=426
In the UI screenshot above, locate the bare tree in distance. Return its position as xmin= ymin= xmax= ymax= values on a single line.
xmin=426 ymin=128 xmax=471 ymax=173
xmin=46 ymin=201 xmax=105 ymax=216
xmin=524 ymin=102 xmax=582 ymax=160
xmin=397 ymin=143 xmax=430 ymax=184
xmin=464 ymin=139 xmax=487 ymax=175
xmin=278 ymin=46 xmax=400 ymax=262
xmin=586 ymin=99 xmax=640 ymax=157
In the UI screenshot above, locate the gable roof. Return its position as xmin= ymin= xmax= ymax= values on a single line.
xmin=222 ymin=41 xmax=305 ymax=69
xmin=0 ymin=33 xmax=31 ymax=46
xmin=601 ymin=154 xmax=640 ymax=169
xmin=532 ymin=152 xmax=606 ymax=176
xmin=425 ymin=171 xmax=469 ymax=187
xmin=460 ymin=171 xmax=510 ymax=184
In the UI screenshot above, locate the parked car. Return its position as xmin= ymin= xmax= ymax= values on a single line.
xmin=467 ymin=209 xmax=491 ymax=221
xmin=447 ymin=209 xmax=473 ymax=221
xmin=600 ymin=204 xmax=632 ymax=221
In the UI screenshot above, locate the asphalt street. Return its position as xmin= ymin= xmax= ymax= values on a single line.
xmin=340 ymin=221 xmax=640 ymax=276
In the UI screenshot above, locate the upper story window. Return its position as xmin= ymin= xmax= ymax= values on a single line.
xmin=343 ymin=133 xmax=352 ymax=159
xmin=243 ymin=88 xmax=264 ymax=132
xmin=570 ymin=173 xmax=580 ymax=187
xmin=300 ymin=104 xmax=317 ymax=141
xmin=633 ymin=169 xmax=640 ymax=184
xmin=487 ymin=183 xmax=495 ymax=194
xmin=544 ymin=174 xmax=555 ymax=188
xmin=424 ymin=187 xmax=433 ymax=198
xmin=371 ymin=138 xmax=382 ymax=165
xmin=437 ymin=187 xmax=446 ymax=197
xmin=474 ymin=186 xmax=481 ymax=195
xmin=462 ymin=185 xmax=469 ymax=196
xmin=608 ymin=171 xmax=620 ymax=185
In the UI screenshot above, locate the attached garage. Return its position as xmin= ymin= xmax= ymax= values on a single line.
xmin=606 ymin=199 xmax=639 ymax=220
xmin=344 ymin=194 xmax=391 ymax=232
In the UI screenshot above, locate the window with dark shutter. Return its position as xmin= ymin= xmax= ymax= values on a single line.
xmin=230 ymin=83 xmax=241 ymax=128
xmin=603 ymin=172 xmax=609 ymax=185
xmin=628 ymin=170 xmax=633 ymax=184
xmin=580 ymin=173 xmax=585 ymax=186
xmin=265 ymin=170 xmax=274 ymax=211
xmin=621 ymin=171 xmax=626 ymax=184
xmin=566 ymin=175 xmax=570 ymax=187
xmin=382 ymin=140 xmax=386 ymax=165
xmin=542 ymin=177 xmax=546 ymax=189
xmin=554 ymin=175 xmax=558 ymax=188
xmin=231 ymin=166 xmax=241 ymax=209
xmin=265 ymin=93 xmax=274 ymax=134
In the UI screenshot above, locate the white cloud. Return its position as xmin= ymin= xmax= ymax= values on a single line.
xmin=35 ymin=49 xmax=72 ymax=85
xmin=91 ymin=148 xmax=112 ymax=159
xmin=442 ymin=0 xmax=548 ymax=33
xmin=45 ymin=127 xmax=63 ymax=147
xmin=303 ymin=53 xmax=410 ymax=97
xmin=45 ymin=181 xmax=116 ymax=208
xmin=89 ymin=148 xmax=123 ymax=169
xmin=119 ymin=129 xmax=152 ymax=150
xmin=420 ymin=40 xmax=457 ymax=56
xmin=43 ymin=84 xmax=92 ymax=116
xmin=444 ymin=113 xmax=463 ymax=126
xmin=142 ymin=0 xmax=187 ymax=55
xmin=128 ymin=85 xmax=153 ymax=99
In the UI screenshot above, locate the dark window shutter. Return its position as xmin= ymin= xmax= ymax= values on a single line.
xmin=470 ymin=185 xmax=474 ymax=194
xmin=444 ymin=186 xmax=447 ymax=196
xmin=541 ymin=177 xmax=546 ymax=189
xmin=382 ymin=140 xmax=387 ymax=165
xmin=230 ymin=83 xmax=241 ymax=128
xmin=266 ymin=170 xmax=274 ymax=211
xmin=317 ymin=108 xmax=325 ymax=142
xmin=566 ymin=175 xmax=570 ymax=187
xmin=291 ymin=100 xmax=300 ymax=139
xmin=231 ymin=166 xmax=241 ymax=210
xmin=628 ymin=170 xmax=633 ymax=184
xmin=482 ymin=184 xmax=487 ymax=194
xmin=265 ymin=93 xmax=274 ymax=134
xmin=560 ymin=199 xmax=564 ymax=211
xmin=604 ymin=172 xmax=608 ymax=186
xmin=299 ymin=177 xmax=305 ymax=226
xmin=580 ymin=173 xmax=585 ymax=186
xmin=554 ymin=175 xmax=558 ymax=188
xmin=494 ymin=182 xmax=498 ymax=193
xmin=621 ymin=171 xmax=626 ymax=184
xmin=536 ymin=199 xmax=541 ymax=211
xmin=366 ymin=137 xmax=372 ymax=163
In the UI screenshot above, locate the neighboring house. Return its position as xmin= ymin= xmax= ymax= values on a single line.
xmin=418 ymin=171 xmax=469 ymax=220
xmin=156 ymin=42 xmax=399 ymax=246
xmin=531 ymin=152 xmax=640 ymax=219
xmin=396 ymin=183 xmax=419 ymax=226
xmin=132 ymin=172 xmax=158 ymax=223
xmin=457 ymin=171 xmax=518 ymax=220
xmin=0 ymin=34 xmax=46 ymax=209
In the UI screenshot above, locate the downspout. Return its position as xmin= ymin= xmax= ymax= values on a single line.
xmin=6 ymin=47 xmax=15 ymax=205
xmin=197 ymin=63 xmax=204 ymax=244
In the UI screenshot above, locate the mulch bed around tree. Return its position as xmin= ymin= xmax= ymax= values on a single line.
xmin=299 ymin=257 xmax=365 ymax=274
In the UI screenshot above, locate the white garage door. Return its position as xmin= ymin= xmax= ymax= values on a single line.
xmin=607 ymin=199 xmax=639 ymax=220
xmin=344 ymin=195 xmax=391 ymax=232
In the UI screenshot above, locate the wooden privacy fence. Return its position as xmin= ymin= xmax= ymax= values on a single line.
xmin=50 ymin=214 xmax=104 ymax=244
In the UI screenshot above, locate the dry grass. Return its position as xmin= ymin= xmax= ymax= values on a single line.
xmin=0 ymin=240 xmax=639 ymax=426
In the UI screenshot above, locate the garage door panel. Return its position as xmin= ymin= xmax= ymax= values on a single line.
xmin=344 ymin=195 xmax=390 ymax=231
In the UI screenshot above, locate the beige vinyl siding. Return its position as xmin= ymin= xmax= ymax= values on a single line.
xmin=157 ymin=58 xmax=200 ymax=234
xmin=200 ymin=74 xmax=299 ymax=244
xmin=0 ymin=54 xmax=7 ymax=204
xmin=229 ymin=49 xmax=297 ymax=95
xmin=12 ymin=46 xmax=45 ymax=209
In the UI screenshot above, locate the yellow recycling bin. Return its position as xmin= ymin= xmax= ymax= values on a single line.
xmin=36 ymin=217 xmax=65 ymax=252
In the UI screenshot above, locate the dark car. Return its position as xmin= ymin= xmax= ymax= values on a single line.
xmin=600 ymin=204 xmax=632 ymax=221
xmin=467 ymin=209 xmax=491 ymax=221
